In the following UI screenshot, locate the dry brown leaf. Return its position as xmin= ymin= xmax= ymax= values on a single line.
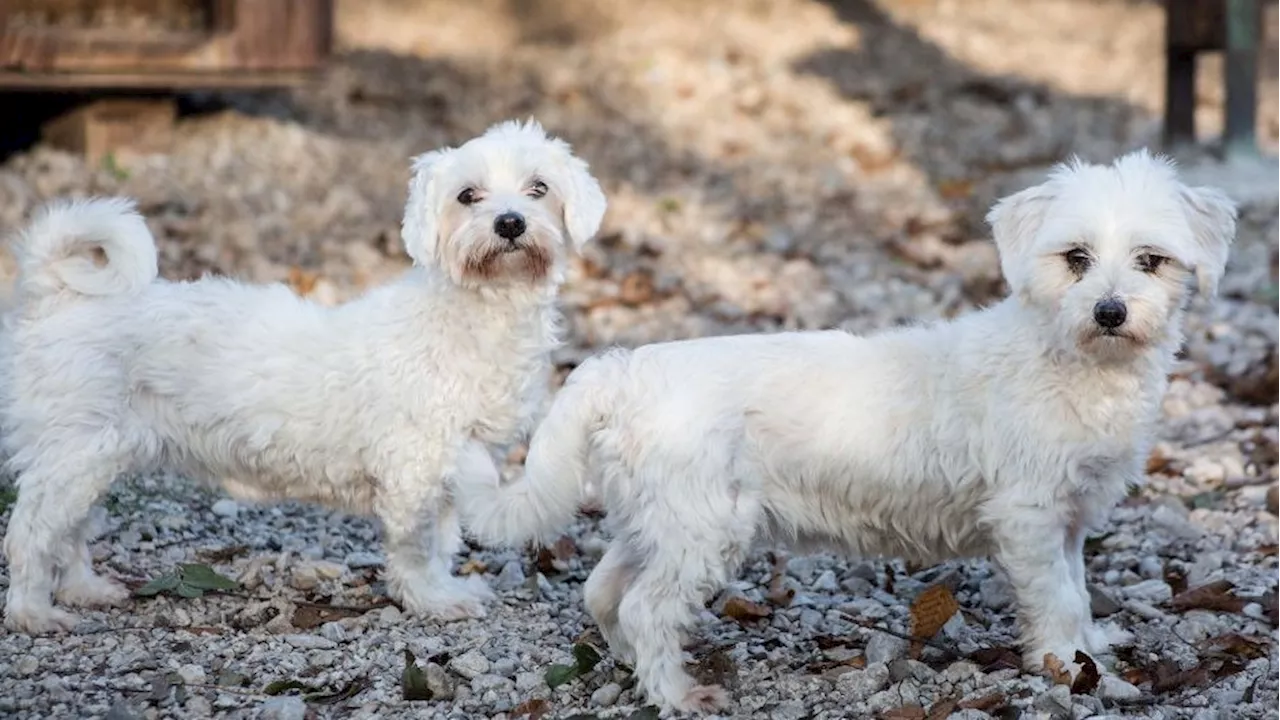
xmin=1202 ymin=633 xmax=1270 ymax=660
xmin=881 ymin=704 xmax=926 ymax=720
xmin=937 ymin=179 xmax=974 ymax=201
xmin=1069 ymin=650 xmax=1101 ymax=695
xmin=968 ymin=646 xmax=1021 ymax=673
xmin=958 ymin=692 xmax=1007 ymax=712
xmin=765 ymin=552 xmax=794 ymax=607
xmin=458 ymin=559 xmax=487 ymax=576
xmin=618 ymin=269 xmax=657 ymax=307
xmin=511 ymin=697 xmax=551 ymax=720
xmin=883 ymin=563 xmax=896 ymax=594
xmin=1042 ymin=653 xmax=1072 ymax=686
xmin=1255 ymin=543 xmax=1278 ymax=557
xmin=909 ymin=584 xmax=960 ymax=639
xmin=1169 ymin=580 xmax=1248 ymax=614
xmin=925 ymin=696 xmax=959 ymax=720
xmin=1145 ymin=447 xmax=1174 ymax=475
xmin=291 ymin=602 xmax=374 ymax=630
xmin=721 ymin=596 xmax=772 ymax=623
xmin=535 ymin=535 xmax=577 ymax=575
xmin=287 ymin=267 xmax=319 ymax=297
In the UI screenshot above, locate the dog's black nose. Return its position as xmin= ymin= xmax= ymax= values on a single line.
xmin=493 ymin=212 xmax=526 ymax=240
xmin=1093 ymin=298 xmax=1127 ymax=328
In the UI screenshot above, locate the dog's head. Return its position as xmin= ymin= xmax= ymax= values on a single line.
xmin=986 ymin=150 xmax=1236 ymax=361
xmin=401 ymin=119 xmax=606 ymax=288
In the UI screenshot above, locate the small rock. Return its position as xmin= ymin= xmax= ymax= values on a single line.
xmin=284 ymin=634 xmax=337 ymax=650
xmin=770 ymin=700 xmax=808 ymax=720
xmin=592 ymin=682 xmax=622 ymax=706
xmin=940 ymin=660 xmax=981 ymax=683
xmin=1151 ymin=502 xmax=1201 ymax=539
xmin=1137 ymin=556 xmax=1163 ymax=579
xmin=1124 ymin=579 xmax=1173 ymax=604
xmin=448 ymin=649 xmax=491 ymax=679
xmin=837 ymin=662 xmax=890 ymax=697
xmin=103 ymin=703 xmax=141 ymax=720
xmin=345 ymin=551 xmax=383 ymax=569
xmin=175 ymin=664 xmax=206 ymax=685
xmin=14 ymin=656 xmax=38 ymax=676
xmin=259 ymin=696 xmax=306 ymax=720
xmin=496 ymin=560 xmax=526 ymax=590
xmin=864 ymin=632 xmax=910 ymax=664
xmin=1088 ymin=585 xmax=1122 ymax=617
xmin=470 ymin=674 xmax=512 ymax=693
xmin=1097 ymin=675 xmax=1141 ymax=702
xmin=1034 ymin=684 xmax=1073 ymax=718
xmin=979 ymin=576 xmax=1013 ymax=609
xmin=290 ymin=564 xmax=320 ymax=591
xmin=492 ymin=657 xmax=517 ymax=676
xmin=313 ymin=561 xmax=345 ymax=580
xmin=425 ymin=662 xmax=454 ymax=700
xmin=377 ymin=606 xmax=402 ymax=624
xmin=210 ymin=499 xmax=239 ymax=518
xmin=812 ymin=569 xmax=840 ymax=592
xmin=319 ymin=622 xmax=347 ymax=643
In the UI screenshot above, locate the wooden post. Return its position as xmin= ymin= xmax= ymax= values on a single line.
xmin=1223 ymin=0 xmax=1260 ymax=159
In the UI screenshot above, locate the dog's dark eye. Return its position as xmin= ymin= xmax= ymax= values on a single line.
xmin=528 ymin=180 xmax=548 ymax=199
xmin=457 ymin=188 xmax=478 ymax=205
xmin=1136 ymin=253 xmax=1167 ymax=273
xmin=1064 ymin=248 xmax=1092 ymax=276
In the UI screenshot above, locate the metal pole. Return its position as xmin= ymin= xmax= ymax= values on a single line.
xmin=1223 ymin=0 xmax=1259 ymax=159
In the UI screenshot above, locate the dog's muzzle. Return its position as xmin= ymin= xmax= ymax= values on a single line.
xmin=493 ymin=212 xmax=527 ymax=241
xmin=1092 ymin=298 xmax=1127 ymax=330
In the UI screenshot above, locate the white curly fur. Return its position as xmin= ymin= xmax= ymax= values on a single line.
xmin=454 ymin=150 xmax=1236 ymax=713
xmin=0 ymin=119 xmax=606 ymax=634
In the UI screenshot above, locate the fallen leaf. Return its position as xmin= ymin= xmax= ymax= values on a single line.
xmin=1146 ymin=447 xmax=1174 ymax=475
xmin=134 ymin=573 xmax=181 ymax=597
xmin=1070 ymin=651 xmax=1101 ymax=695
xmin=1151 ymin=659 xmax=1211 ymax=694
xmin=1255 ymin=543 xmax=1278 ymax=557
xmin=765 ymin=552 xmax=794 ymax=607
xmin=881 ymin=704 xmax=926 ymax=720
xmin=287 ymin=267 xmax=319 ymax=296
xmin=937 ymin=178 xmax=974 ymax=201
xmin=883 ymin=564 xmax=896 ymax=594
xmin=572 ymin=643 xmax=602 ymax=674
xmin=618 ymin=269 xmax=657 ymax=307
xmin=545 ymin=663 xmax=581 ymax=690
xmin=1169 ymin=580 xmax=1248 ymax=614
xmin=910 ymin=584 xmax=960 ymax=640
xmin=291 ymin=602 xmax=366 ymax=630
xmin=545 ymin=642 xmax=603 ymax=690
xmin=216 ymin=670 xmax=250 ymax=687
xmin=458 ymin=559 xmax=487 ymax=575
xmin=968 ymin=646 xmax=1021 ymax=673
xmin=536 ymin=535 xmax=577 ymax=575
xmin=958 ymin=692 xmax=1007 ymax=711
xmin=512 ymin=698 xmax=552 ymax=720
xmin=402 ymin=649 xmax=433 ymax=701
xmin=721 ymin=596 xmax=772 ymax=623
xmin=179 ymin=563 xmax=239 ymax=592
xmin=1202 ymin=633 xmax=1269 ymax=660
xmin=925 ymin=695 xmax=959 ymax=720
xmin=1163 ymin=565 xmax=1188 ymax=596
xmin=1041 ymin=653 xmax=1071 ymax=686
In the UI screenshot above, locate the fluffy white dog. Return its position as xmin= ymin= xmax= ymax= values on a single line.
xmin=454 ymin=150 xmax=1236 ymax=712
xmin=0 ymin=119 xmax=606 ymax=634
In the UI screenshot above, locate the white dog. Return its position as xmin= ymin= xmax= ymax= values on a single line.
xmin=0 ymin=119 xmax=606 ymax=633
xmin=454 ymin=150 xmax=1235 ymax=712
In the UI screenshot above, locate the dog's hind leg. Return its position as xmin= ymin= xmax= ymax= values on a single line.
xmin=4 ymin=444 xmax=126 ymax=633
xmin=584 ymin=540 xmax=642 ymax=665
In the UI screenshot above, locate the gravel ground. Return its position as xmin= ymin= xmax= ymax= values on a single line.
xmin=0 ymin=1 xmax=1277 ymax=719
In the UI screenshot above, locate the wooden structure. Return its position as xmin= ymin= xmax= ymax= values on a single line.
xmin=0 ymin=0 xmax=333 ymax=90
xmin=1163 ymin=0 xmax=1271 ymax=157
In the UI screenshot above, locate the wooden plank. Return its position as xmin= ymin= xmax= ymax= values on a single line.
xmin=41 ymin=98 xmax=176 ymax=164
xmin=0 ymin=69 xmax=319 ymax=90
xmin=0 ymin=0 xmax=330 ymax=74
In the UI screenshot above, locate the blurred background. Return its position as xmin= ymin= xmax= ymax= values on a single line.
xmin=0 ymin=1 xmax=1275 ymax=353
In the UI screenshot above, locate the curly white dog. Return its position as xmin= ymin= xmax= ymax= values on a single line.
xmin=1 ymin=119 xmax=606 ymax=634
xmin=454 ymin=150 xmax=1236 ymax=712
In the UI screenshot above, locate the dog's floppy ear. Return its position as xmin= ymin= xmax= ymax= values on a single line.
xmin=555 ymin=149 xmax=607 ymax=251
xmin=1176 ymin=184 xmax=1236 ymax=297
xmin=402 ymin=148 xmax=451 ymax=266
xmin=985 ymin=180 xmax=1057 ymax=284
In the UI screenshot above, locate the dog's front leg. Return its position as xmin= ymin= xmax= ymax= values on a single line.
xmin=1065 ymin=522 xmax=1133 ymax=656
xmin=992 ymin=510 xmax=1093 ymax=675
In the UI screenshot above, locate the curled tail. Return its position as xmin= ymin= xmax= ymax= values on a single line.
xmin=456 ymin=350 xmax=630 ymax=547
xmin=13 ymin=197 xmax=157 ymax=302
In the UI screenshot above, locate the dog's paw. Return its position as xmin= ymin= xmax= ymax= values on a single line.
xmin=4 ymin=605 xmax=81 ymax=634
xmin=678 ymin=684 xmax=730 ymax=714
xmin=461 ymin=574 xmax=496 ymax=602
xmin=425 ymin=595 xmax=489 ymax=622
xmin=1085 ymin=621 xmax=1133 ymax=653
xmin=56 ymin=575 xmax=130 ymax=608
